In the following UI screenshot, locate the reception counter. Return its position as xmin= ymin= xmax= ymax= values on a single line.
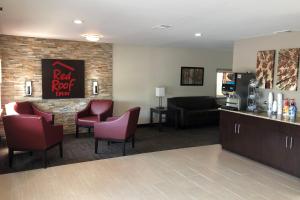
xmin=220 ymin=109 xmax=300 ymax=178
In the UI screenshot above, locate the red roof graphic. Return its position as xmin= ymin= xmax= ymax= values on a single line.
xmin=52 ymin=61 xmax=75 ymax=71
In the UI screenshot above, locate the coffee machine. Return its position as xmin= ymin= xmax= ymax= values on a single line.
xmin=221 ymin=72 xmax=255 ymax=111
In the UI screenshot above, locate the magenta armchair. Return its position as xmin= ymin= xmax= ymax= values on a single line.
xmin=5 ymin=101 xmax=54 ymax=124
xmin=3 ymin=115 xmax=63 ymax=168
xmin=75 ymin=99 xmax=113 ymax=137
xmin=94 ymin=107 xmax=140 ymax=156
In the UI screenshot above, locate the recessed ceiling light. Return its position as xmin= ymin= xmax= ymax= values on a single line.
xmin=73 ymin=19 xmax=83 ymax=24
xmin=81 ymin=34 xmax=103 ymax=42
xmin=273 ymin=30 xmax=292 ymax=34
xmin=194 ymin=33 xmax=202 ymax=37
xmin=152 ymin=24 xmax=172 ymax=29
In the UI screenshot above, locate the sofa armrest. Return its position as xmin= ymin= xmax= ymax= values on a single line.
xmin=167 ymin=104 xmax=188 ymax=128
xmin=32 ymin=105 xmax=54 ymax=124
xmin=168 ymin=104 xmax=186 ymax=112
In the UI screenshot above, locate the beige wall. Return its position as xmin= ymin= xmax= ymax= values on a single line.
xmin=113 ymin=45 xmax=233 ymax=124
xmin=233 ymin=32 xmax=300 ymax=107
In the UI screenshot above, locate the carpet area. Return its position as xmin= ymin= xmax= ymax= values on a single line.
xmin=0 ymin=126 xmax=219 ymax=174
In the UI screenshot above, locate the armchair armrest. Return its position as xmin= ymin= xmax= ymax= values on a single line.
xmin=106 ymin=116 xmax=120 ymax=121
xmin=98 ymin=105 xmax=113 ymax=121
xmin=76 ymin=102 xmax=91 ymax=121
xmin=44 ymin=123 xmax=64 ymax=147
xmin=32 ymin=105 xmax=54 ymax=124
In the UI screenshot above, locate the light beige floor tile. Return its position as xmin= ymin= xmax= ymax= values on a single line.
xmin=0 ymin=145 xmax=300 ymax=200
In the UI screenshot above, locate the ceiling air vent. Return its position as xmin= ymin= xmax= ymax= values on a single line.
xmin=152 ymin=24 xmax=172 ymax=30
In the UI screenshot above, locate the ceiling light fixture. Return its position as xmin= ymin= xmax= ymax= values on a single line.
xmin=81 ymin=34 xmax=103 ymax=42
xmin=273 ymin=30 xmax=292 ymax=34
xmin=194 ymin=33 xmax=202 ymax=37
xmin=152 ymin=24 xmax=172 ymax=29
xmin=73 ymin=19 xmax=83 ymax=24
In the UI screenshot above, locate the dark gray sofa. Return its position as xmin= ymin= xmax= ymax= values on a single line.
xmin=167 ymin=96 xmax=220 ymax=128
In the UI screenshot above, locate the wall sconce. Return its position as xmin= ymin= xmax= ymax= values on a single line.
xmin=25 ymin=80 xmax=32 ymax=96
xmin=92 ymin=80 xmax=98 ymax=95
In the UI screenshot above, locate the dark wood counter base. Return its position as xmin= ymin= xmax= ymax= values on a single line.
xmin=220 ymin=110 xmax=300 ymax=178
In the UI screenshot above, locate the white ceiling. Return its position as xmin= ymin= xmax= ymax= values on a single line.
xmin=1 ymin=0 xmax=300 ymax=49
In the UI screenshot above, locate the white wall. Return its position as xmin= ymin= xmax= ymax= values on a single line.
xmin=233 ymin=32 xmax=300 ymax=107
xmin=113 ymin=45 xmax=233 ymax=124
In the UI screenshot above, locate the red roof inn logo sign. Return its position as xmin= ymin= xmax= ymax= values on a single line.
xmin=42 ymin=59 xmax=85 ymax=99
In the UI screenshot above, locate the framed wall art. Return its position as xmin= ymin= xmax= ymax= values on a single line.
xmin=276 ymin=48 xmax=300 ymax=91
xmin=256 ymin=50 xmax=275 ymax=89
xmin=180 ymin=67 xmax=204 ymax=86
xmin=42 ymin=59 xmax=85 ymax=99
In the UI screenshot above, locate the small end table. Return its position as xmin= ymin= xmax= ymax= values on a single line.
xmin=150 ymin=107 xmax=167 ymax=131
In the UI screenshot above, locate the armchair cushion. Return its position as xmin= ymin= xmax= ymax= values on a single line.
xmin=77 ymin=116 xmax=98 ymax=127
xmin=75 ymin=99 xmax=113 ymax=127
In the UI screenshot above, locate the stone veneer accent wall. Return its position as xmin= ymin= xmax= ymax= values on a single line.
xmin=0 ymin=34 xmax=112 ymax=134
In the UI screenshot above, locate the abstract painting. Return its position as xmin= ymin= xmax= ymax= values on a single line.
xmin=180 ymin=67 xmax=204 ymax=86
xmin=256 ymin=50 xmax=275 ymax=89
xmin=276 ymin=48 xmax=300 ymax=91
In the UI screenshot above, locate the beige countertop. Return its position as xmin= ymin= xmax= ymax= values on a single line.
xmin=219 ymin=108 xmax=300 ymax=126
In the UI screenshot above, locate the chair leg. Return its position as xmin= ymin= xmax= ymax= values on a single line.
xmin=107 ymin=141 xmax=111 ymax=146
xmin=59 ymin=143 xmax=63 ymax=158
xmin=29 ymin=151 xmax=33 ymax=156
xmin=122 ymin=141 xmax=126 ymax=156
xmin=95 ymin=139 xmax=99 ymax=154
xmin=43 ymin=150 xmax=47 ymax=168
xmin=132 ymin=136 xmax=135 ymax=148
xmin=8 ymin=148 xmax=13 ymax=168
xmin=88 ymin=127 xmax=91 ymax=134
xmin=75 ymin=125 xmax=79 ymax=138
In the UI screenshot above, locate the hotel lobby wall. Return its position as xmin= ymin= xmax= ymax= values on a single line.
xmin=113 ymin=45 xmax=233 ymax=124
xmin=233 ymin=32 xmax=300 ymax=107
xmin=0 ymin=35 xmax=112 ymax=134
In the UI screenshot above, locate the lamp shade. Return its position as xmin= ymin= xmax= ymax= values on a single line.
xmin=155 ymin=87 xmax=165 ymax=97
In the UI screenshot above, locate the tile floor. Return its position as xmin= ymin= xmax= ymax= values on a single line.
xmin=0 ymin=144 xmax=299 ymax=200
